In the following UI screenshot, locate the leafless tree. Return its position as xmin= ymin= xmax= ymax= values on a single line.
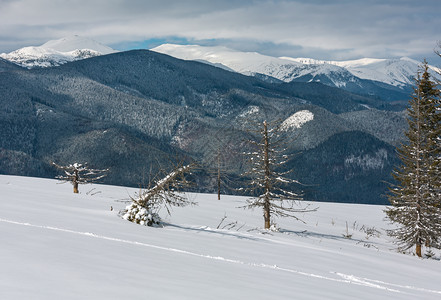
xmin=121 ymin=161 xmax=196 ymax=226
xmin=53 ymin=162 xmax=108 ymax=193
xmin=242 ymin=119 xmax=316 ymax=229
xmin=205 ymin=146 xmax=237 ymax=200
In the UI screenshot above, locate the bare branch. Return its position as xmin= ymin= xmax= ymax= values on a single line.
xmin=121 ymin=161 xmax=197 ymax=226
xmin=53 ymin=162 xmax=108 ymax=193
xmin=241 ymin=119 xmax=317 ymax=229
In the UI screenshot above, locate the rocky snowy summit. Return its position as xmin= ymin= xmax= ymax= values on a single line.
xmin=152 ymin=44 xmax=441 ymax=89
xmin=283 ymin=56 xmax=441 ymax=87
xmin=2 ymin=36 xmax=439 ymax=93
xmin=0 ymin=35 xmax=117 ymax=68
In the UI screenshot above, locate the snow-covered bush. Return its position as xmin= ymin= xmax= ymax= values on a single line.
xmin=269 ymin=223 xmax=280 ymax=232
xmin=122 ymin=202 xmax=160 ymax=226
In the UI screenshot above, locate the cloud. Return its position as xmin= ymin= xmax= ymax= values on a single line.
xmin=1 ymin=0 xmax=440 ymax=62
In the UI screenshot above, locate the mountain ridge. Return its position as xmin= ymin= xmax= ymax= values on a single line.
xmin=153 ymin=43 xmax=440 ymax=88
xmin=0 ymin=35 xmax=117 ymax=68
xmin=2 ymin=36 xmax=437 ymax=96
xmin=0 ymin=49 xmax=407 ymax=204
xmin=150 ymin=44 xmax=423 ymax=102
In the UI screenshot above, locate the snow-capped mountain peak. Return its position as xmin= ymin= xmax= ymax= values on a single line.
xmin=278 ymin=56 xmax=441 ymax=87
xmin=40 ymin=35 xmax=115 ymax=54
xmin=154 ymin=43 xmax=302 ymax=77
xmin=280 ymin=56 xmax=387 ymax=68
xmin=152 ymin=44 xmax=365 ymax=88
xmin=153 ymin=44 xmax=440 ymax=89
xmin=0 ymin=35 xmax=117 ymax=68
xmin=152 ymin=44 xmax=362 ymax=86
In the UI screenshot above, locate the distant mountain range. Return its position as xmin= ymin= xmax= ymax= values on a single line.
xmin=152 ymin=44 xmax=440 ymax=102
xmin=0 ymin=35 xmax=116 ymax=68
xmin=2 ymin=36 xmax=439 ymax=99
xmin=153 ymin=44 xmax=441 ymax=86
xmin=0 ymin=36 xmax=419 ymax=204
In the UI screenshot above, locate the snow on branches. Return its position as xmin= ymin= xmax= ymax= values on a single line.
xmin=242 ymin=119 xmax=316 ymax=229
xmin=53 ymin=162 xmax=108 ymax=193
xmin=121 ymin=162 xmax=196 ymax=226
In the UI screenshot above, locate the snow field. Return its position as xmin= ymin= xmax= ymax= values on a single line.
xmin=281 ymin=110 xmax=314 ymax=130
xmin=0 ymin=175 xmax=440 ymax=299
xmin=152 ymin=44 xmax=441 ymax=87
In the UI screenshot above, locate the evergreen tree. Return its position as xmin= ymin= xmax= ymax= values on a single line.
xmin=433 ymin=46 xmax=441 ymax=212
xmin=423 ymin=62 xmax=441 ymax=221
xmin=386 ymin=62 xmax=441 ymax=256
xmin=242 ymin=120 xmax=316 ymax=229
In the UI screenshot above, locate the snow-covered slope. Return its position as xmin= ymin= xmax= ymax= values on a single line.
xmin=152 ymin=44 xmax=355 ymax=87
xmin=152 ymin=44 xmax=300 ymax=79
xmin=40 ymin=36 xmax=115 ymax=54
xmin=1 ymin=175 xmax=440 ymax=300
xmin=281 ymin=110 xmax=314 ymax=130
xmin=0 ymin=36 xmax=117 ymax=68
xmin=152 ymin=44 xmax=440 ymax=88
xmin=282 ymin=56 xmax=441 ymax=87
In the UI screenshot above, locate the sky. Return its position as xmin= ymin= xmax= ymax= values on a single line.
xmin=0 ymin=0 xmax=440 ymax=63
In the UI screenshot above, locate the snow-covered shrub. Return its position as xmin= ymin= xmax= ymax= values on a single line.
xmin=269 ymin=223 xmax=280 ymax=232
xmin=122 ymin=202 xmax=161 ymax=226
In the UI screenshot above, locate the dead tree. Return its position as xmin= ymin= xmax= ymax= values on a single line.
xmin=53 ymin=162 xmax=108 ymax=193
xmin=122 ymin=162 xmax=196 ymax=226
xmin=199 ymin=127 xmax=241 ymax=201
xmin=242 ymin=120 xmax=316 ymax=229
xmin=207 ymin=146 xmax=236 ymax=200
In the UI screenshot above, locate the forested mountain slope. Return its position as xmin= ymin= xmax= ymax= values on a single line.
xmin=0 ymin=50 xmax=407 ymax=204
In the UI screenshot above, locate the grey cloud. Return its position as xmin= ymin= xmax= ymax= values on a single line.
xmin=0 ymin=0 xmax=440 ymax=61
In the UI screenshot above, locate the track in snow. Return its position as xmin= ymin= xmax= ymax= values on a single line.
xmin=334 ymin=272 xmax=441 ymax=295
xmin=2 ymin=217 xmax=441 ymax=296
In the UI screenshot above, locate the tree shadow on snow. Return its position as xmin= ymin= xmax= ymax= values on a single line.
xmin=163 ymin=223 xmax=261 ymax=241
xmin=279 ymin=228 xmax=377 ymax=245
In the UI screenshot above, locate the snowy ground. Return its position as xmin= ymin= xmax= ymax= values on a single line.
xmin=1 ymin=175 xmax=440 ymax=299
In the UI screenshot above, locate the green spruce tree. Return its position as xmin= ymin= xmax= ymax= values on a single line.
xmin=433 ymin=48 xmax=441 ymax=214
xmin=386 ymin=61 xmax=441 ymax=257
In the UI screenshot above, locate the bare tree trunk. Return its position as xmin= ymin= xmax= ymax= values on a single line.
xmin=140 ymin=164 xmax=193 ymax=206
xmin=416 ymin=243 xmax=422 ymax=257
xmin=217 ymin=151 xmax=221 ymax=201
xmin=264 ymin=197 xmax=271 ymax=229
xmin=73 ymin=169 xmax=79 ymax=193
xmin=263 ymin=121 xmax=271 ymax=229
